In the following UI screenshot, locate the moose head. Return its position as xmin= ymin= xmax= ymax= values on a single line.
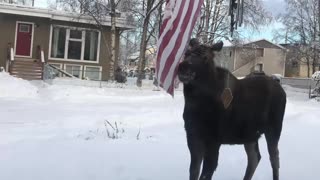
xmin=178 ymin=39 xmax=223 ymax=84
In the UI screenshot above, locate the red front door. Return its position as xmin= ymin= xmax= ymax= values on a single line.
xmin=16 ymin=23 xmax=33 ymax=57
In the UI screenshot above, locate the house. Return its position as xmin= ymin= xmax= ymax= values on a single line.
xmin=280 ymin=43 xmax=320 ymax=78
xmin=216 ymin=39 xmax=287 ymax=77
xmin=125 ymin=46 xmax=156 ymax=75
xmin=0 ymin=3 xmax=134 ymax=81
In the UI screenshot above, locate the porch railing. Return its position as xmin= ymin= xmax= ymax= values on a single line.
xmin=37 ymin=45 xmax=46 ymax=79
xmin=43 ymin=64 xmax=76 ymax=80
xmin=6 ymin=43 xmax=14 ymax=72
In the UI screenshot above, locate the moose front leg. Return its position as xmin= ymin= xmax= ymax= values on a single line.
xmin=187 ymin=135 xmax=205 ymax=180
xmin=199 ymin=142 xmax=221 ymax=180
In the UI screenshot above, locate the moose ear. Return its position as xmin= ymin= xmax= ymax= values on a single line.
xmin=211 ymin=41 xmax=223 ymax=51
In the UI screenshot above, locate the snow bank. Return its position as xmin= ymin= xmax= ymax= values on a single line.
xmin=312 ymin=71 xmax=320 ymax=80
xmin=0 ymin=72 xmax=38 ymax=98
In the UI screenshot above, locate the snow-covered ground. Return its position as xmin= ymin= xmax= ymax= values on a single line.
xmin=0 ymin=72 xmax=319 ymax=180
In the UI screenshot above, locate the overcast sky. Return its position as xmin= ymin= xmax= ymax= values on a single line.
xmin=263 ymin=0 xmax=286 ymax=17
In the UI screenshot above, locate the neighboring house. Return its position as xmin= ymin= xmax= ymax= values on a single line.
xmin=0 ymin=3 xmax=134 ymax=80
xmin=126 ymin=46 xmax=156 ymax=73
xmin=281 ymin=43 xmax=320 ymax=78
xmin=216 ymin=39 xmax=287 ymax=77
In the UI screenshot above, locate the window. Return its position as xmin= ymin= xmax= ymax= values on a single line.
xmin=84 ymin=31 xmax=99 ymax=61
xmin=50 ymin=26 xmax=100 ymax=62
xmin=19 ymin=24 xmax=30 ymax=32
xmin=65 ymin=64 xmax=82 ymax=78
xmin=68 ymin=41 xmax=82 ymax=60
xmin=84 ymin=66 xmax=102 ymax=80
xmin=254 ymin=63 xmax=263 ymax=72
xmin=70 ymin=30 xmax=82 ymax=39
xmin=51 ymin=27 xmax=66 ymax=59
xmin=256 ymin=49 xmax=264 ymax=57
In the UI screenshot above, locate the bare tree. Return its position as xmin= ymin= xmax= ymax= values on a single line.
xmin=194 ymin=0 xmax=272 ymax=45
xmin=274 ymin=0 xmax=320 ymax=76
xmin=136 ymin=0 xmax=164 ymax=87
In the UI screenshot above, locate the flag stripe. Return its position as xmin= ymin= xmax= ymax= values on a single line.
xmin=163 ymin=1 xmax=203 ymax=91
xmin=158 ymin=0 xmax=191 ymax=84
xmin=161 ymin=0 xmax=199 ymax=89
xmin=156 ymin=0 xmax=204 ymax=96
xmin=156 ymin=0 xmax=184 ymax=77
xmin=156 ymin=0 xmax=186 ymax=82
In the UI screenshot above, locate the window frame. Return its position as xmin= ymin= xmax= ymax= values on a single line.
xmin=64 ymin=64 xmax=83 ymax=78
xmin=49 ymin=25 xmax=101 ymax=64
xmin=255 ymin=63 xmax=264 ymax=72
xmin=83 ymin=65 xmax=102 ymax=80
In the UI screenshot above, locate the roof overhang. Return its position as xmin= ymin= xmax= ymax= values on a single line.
xmin=0 ymin=3 xmax=135 ymax=29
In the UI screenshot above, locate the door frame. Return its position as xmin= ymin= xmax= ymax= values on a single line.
xmin=14 ymin=21 xmax=35 ymax=58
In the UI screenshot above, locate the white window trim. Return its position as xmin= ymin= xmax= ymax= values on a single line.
xmin=64 ymin=64 xmax=83 ymax=78
xmin=255 ymin=63 xmax=264 ymax=71
xmin=14 ymin=21 xmax=35 ymax=58
xmin=48 ymin=25 xmax=101 ymax=64
xmin=84 ymin=65 xmax=102 ymax=80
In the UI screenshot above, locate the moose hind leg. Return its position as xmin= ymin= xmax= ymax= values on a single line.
xmin=199 ymin=143 xmax=221 ymax=180
xmin=265 ymin=132 xmax=280 ymax=180
xmin=243 ymin=141 xmax=261 ymax=180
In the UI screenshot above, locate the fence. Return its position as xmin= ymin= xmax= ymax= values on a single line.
xmin=281 ymin=77 xmax=319 ymax=98
xmin=281 ymin=77 xmax=316 ymax=89
xmin=43 ymin=64 xmax=157 ymax=89
xmin=44 ymin=64 xmax=319 ymax=96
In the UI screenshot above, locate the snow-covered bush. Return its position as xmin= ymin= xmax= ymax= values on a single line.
xmin=312 ymin=71 xmax=320 ymax=81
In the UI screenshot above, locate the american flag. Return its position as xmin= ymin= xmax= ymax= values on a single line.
xmin=155 ymin=0 xmax=204 ymax=96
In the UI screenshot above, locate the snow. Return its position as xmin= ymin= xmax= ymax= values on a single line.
xmin=312 ymin=71 xmax=320 ymax=81
xmin=0 ymin=72 xmax=38 ymax=98
xmin=0 ymin=72 xmax=320 ymax=180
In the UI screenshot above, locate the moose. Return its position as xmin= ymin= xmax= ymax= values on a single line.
xmin=177 ymin=39 xmax=286 ymax=180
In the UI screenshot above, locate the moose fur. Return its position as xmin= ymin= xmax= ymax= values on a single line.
xmin=177 ymin=40 xmax=286 ymax=180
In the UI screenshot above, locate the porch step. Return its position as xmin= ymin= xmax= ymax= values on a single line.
xmin=12 ymin=75 xmax=42 ymax=80
xmin=14 ymin=57 xmax=39 ymax=62
xmin=11 ymin=71 xmax=42 ymax=76
xmin=11 ymin=68 xmax=42 ymax=73
xmin=10 ymin=59 xmax=43 ymax=80
xmin=12 ymin=63 xmax=42 ymax=70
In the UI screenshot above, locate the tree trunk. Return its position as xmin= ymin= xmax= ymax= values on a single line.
xmin=110 ymin=0 xmax=117 ymax=81
xmin=203 ymin=0 xmax=211 ymax=43
xmin=136 ymin=19 xmax=149 ymax=87
xmin=307 ymin=57 xmax=311 ymax=78
xmin=313 ymin=46 xmax=317 ymax=74
xmin=136 ymin=0 xmax=160 ymax=87
xmin=318 ymin=0 xmax=320 ymax=70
